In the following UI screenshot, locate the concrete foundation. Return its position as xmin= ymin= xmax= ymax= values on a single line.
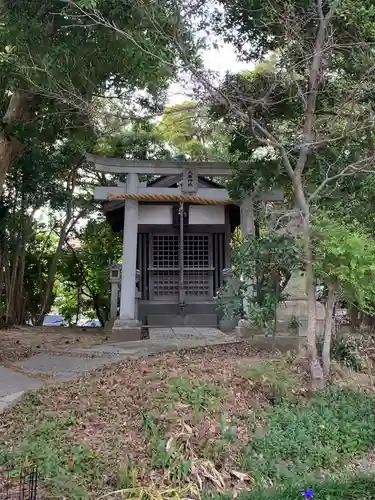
xmin=219 ymin=316 xmax=240 ymax=333
xmin=111 ymin=328 xmax=142 ymax=342
xmin=112 ymin=318 xmax=142 ymax=342
xmin=148 ymin=313 xmax=218 ymax=327
xmin=139 ymin=301 xmax=219 ymax=325
xmin=104 ymin=320 xmax=114 ymax=335
xmin=235 ymin=331 xmax=304 ymax=352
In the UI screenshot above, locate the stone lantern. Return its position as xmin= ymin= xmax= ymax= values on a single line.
xmin=109 ymin=262 xmax=121 ymax=321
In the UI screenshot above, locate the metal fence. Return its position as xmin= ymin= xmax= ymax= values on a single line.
xmin=0 ymin=466 xmax=39 ymax=500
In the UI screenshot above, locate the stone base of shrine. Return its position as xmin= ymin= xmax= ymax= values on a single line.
xmin=234 ymin=323 xmax=260 ymax=338
xmin=111 ymin=318 xmax=142 ymax=342
xmin=104 ymin=320 xmax=114 ymax=335
xmin=219 ymin=316 xmax=240 ymax=333
xmin=235 ymin=330 xmax=306 ymax=353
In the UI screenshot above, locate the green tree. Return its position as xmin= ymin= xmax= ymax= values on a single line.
xmin=16 ymin=225 xmax=60 ymax=325
xmin=313 ymin=212 xmax=375 ymax=375
xmin=0 ymin=0 xmax=197 ymax=325
xmin=0 ymin=131 xmax=91 ymax=325
xmin=57 ymin=220 xmax=122 ymax=326
xmin=200 ymin=1 xmax=375 ymax=385
xmin=94 ymin=120 xmax=171 ymax=160
xmin=216 ymin=230 xmax=302 ymax=331
xmin=0 ymin=0 xmax=195 ymax=192
xmin=158 ymin=101 xmax=230 ymax=160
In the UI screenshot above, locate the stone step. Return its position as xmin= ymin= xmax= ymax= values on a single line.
xmin=147 ymin=314 xmax=218 ymax=327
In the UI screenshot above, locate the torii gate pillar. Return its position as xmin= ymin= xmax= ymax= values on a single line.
xmin=111 ymin=172 xmax=142 ymax=341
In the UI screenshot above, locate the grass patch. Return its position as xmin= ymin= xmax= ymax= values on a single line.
xmin=101 ymin=485 xmax=197 ymax=500
xmin=0 ymin=396 xmax=104 ymax=499
xmin=141 ymin=412 xmax=176 ymax=468
xmin=241 ymin=387 xmax=375 ymax=484
xmin=140 ymin=412 xmax=191 ymax=483
xmin=168 ymin=376 xmax=223 ymax=417
xmin=241 ymin=358 xmax=304 ymax=404
xmin=202 ymin=415 xmax=238 ymax=464
xmin=208 ymin=474 xmax=375 ymax=500
xmin=2 ymin=348 xmax=375 ymax=499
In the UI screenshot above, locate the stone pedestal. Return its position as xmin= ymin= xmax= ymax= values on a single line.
xmin=110 ymin=282 xmax=119 ymax=320
xmin=274 ymin=211 xmax=324 ymax=339
xmin=276 ymin=272 xmax=308 ymax=333
xmin=218 ymin=268 xmax=242 ymax=332
xmin=275 ymin=271 xmax=325 ymax=336
xmin=238 ymin=194 xmax=256 ymax=324
xmin=112 ymin=270 xmax=142 ymax=341
xmin=111 ymin=319 xmax=142 ymax=342
xmin=234 ymin=318 xmax=256 ymax=338
xmin=240 ymin=195 xmax=255 ymax=236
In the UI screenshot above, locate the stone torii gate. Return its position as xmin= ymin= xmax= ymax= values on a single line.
xmin=88 ymin=154 xmax=285 ymax=339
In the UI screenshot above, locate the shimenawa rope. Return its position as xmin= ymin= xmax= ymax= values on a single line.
xmin=108 ymin=192 xmax=230 ymax=205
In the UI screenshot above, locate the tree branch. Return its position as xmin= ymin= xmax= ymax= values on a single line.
xmin=308 ymin=155 xmax=375 ymax=202
xmin=295 ymin=2 xmax=334 ymax=174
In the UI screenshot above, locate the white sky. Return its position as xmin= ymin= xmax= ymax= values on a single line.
xmin=167 ymin=43 xmax=251 ymax=105
xmin=202 ymin=43 xmax=249 ymax=74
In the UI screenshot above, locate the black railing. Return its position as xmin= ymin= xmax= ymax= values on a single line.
xmin=1 ymin=466 xmax=38 ymax=500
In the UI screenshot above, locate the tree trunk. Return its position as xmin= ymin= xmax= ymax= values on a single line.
xmin=304 ymin=237 xmax=324 ymax=388
xmin=16 ymin=243 xmax=26 ymax=323
xmin=0 ymin=247 xmax=4 ymax=318
xmin=322 ymin=282 xmax=336 ymax=377
xmin=93 ymin=294 xmax=105 ymax=327
xmin=6 ymin=237 xmax=21 ymax=325
xmin=0 ymin=135 xmax=24 ymax=195
xmin=36 ymin=165 xmax=78 ymax=324
xmin=15 ymin=204 xmax=30 ymax=324
xmin=65 ymin=237 xmax=105 ymax=326
xmin=294 ymin=174 xmax=324 ymax=388
xmin=4 ymin=248 xmax=10 ymax=302
xmin=0 ymin=91 xmax=40 ymax=195
xmin=349 ymin=305 xmax=360 ymax=330
xmin=76 ymin=285 xmax=81 ymax=325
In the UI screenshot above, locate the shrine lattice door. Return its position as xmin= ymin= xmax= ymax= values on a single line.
xmin=149 ymin=233 xmax=214 ymax=302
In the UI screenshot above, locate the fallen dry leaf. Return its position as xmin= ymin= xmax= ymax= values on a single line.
xmin=230 ymin=470 xmax=252 ymax=482
xmin=0 ymin=341 xmax=297 ymax=499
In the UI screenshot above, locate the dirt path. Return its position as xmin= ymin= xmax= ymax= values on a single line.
xmin=0 ymin=327 xmax=241 ymax=413
xmin=0 ymin=326 xmax=109 ymax=363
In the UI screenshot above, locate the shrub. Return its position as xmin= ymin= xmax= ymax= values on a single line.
xmin=317 ymin=335 xmax=364 ymax=371
xmin=207 ymin=474 xmax=375 ymax=500
xmin=240 ymin=387 xmax=375 ymax=484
